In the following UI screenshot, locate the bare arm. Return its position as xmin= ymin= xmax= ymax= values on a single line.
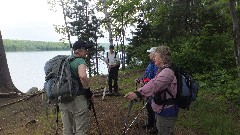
xmin=78 ymin=64 xmax=89 ymax=89
xmin=105 ymin=60 xmax=109 ymax=66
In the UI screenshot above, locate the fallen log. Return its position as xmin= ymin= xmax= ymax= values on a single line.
xmin=94 ymin=92 xmax=124 ymax=97
xmin=0 ymin=92 xmax=21 ymax=98
xmin=0 ymin=88 xmax=123 ymax=109
xmin=0 ymin=91 xmax=44 ymax=109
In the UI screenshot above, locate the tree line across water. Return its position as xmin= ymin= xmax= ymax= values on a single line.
xmin=3 ymin=39 xmax=109 ymax=52
xmin=3 ymin=39 xmax=69 ymax=51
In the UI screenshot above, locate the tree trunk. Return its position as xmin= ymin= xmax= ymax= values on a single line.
xmin=229 ymin=0 xmax=240 ymax=76
xmin=0 ymin=31 xmax=20 ymax=93
xmin=102 ymin=0 xmax=113 ymax=46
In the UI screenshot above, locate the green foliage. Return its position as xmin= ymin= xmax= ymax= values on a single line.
xmin=3 ymin=39 xmax=70 ymax=52
xmin=194 ymin=69 xmax=240 ymax=104
xmin=171 ymin=24 xmax=235 ymax=74
xmin=177 ymin=90 xmax=240 ymax=135
xmin=121 ymin=0 xmax=236 ymax=77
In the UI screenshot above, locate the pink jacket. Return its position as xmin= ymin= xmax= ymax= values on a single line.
xmin=137 ymin=67 xmax=177 ymax=113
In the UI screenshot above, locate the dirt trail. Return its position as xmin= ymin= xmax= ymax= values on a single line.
xmin=0 ymin=70 xmax=198 ymax=135
xmin=0 ymin=93 xmax=197 ymax=135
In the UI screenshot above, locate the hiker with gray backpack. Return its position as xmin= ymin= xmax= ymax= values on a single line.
xmin=44 ymin=40 xmax=94 ymax=135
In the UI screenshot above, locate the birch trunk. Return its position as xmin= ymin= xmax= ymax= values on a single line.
xmin=102 ymin=0 xmax=113 ymax=46
xmin=229 ymin=0 xmax=240 ymax=76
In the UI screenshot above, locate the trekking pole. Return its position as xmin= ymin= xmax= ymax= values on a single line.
xmin=102 ymin=73 xmax=108 ymax=100
xmin=89 ymin=100 xmax=102 ymax=135
xmin=142 ymin=83 xmax=148 ymax=133
xmin=124 ymin=99 xmax=150 ymax=134
xmin=102 ymin=52 xmax=109 ymax=100
xmin=55 ymin=104 xmax=59 ymax=135
xmin=143 ymin=99 xmax=148 ymax=133
xmin=122 ymin=100 xmax=134 ymax=135
xmin=134 ymin=83 xmax=141 ymax=128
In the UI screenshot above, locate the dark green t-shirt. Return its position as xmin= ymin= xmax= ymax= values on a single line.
xmin=69 ymin=56 xmax=86 ymax=95
xmin=70 ymin=57 xmax=86 ymax=78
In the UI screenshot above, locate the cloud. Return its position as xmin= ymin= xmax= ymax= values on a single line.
xmin=0 ymin=0 xmax=64 ymax=42
xmin=0 ymin=0 xmax=122 ymax=43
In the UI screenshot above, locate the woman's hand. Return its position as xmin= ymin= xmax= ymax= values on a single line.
xmin=134 ymin=78 xmax=140 ymax=83
xmin=124 ymin=92 xmax=138 ymax=101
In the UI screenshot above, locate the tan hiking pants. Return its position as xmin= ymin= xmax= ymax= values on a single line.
xmin=59 ymin=95 xmax=88 ymax=135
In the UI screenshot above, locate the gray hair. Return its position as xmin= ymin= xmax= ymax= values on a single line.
xmin=155 ymin=45 xmax=172 ymax=65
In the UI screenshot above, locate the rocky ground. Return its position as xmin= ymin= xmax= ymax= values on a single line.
xmin=0 ymin=69 xmax=197 ymax=135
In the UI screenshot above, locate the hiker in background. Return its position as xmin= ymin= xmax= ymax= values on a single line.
xmin=59 ymin=40 xmax=94 ymax=135
xmin=125 ymin=45 xmax=179 ymax=135
xmin=134 ymin=47 xmax=158 ymax=134
xmin=104 ymin=45 xmax=120 ymax=94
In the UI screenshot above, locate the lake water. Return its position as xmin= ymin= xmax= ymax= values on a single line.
xmin=6 ymin=51 xmax=109 ymax=93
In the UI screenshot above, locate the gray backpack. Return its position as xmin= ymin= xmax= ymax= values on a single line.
xmin=43 ymin=55 xmax=80 ymax=103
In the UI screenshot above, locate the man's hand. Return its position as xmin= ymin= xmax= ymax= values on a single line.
xmin=85 ymin=88 xmax=94 ymax=110
xmin=85 ymin=87 xmax=93 ymax=100
xmin=109 ymin=65 xmax=114 ymax=68
xmin=134 ymin=78 xmax=140 ymax=83
xmin=134 ymin=79 xmax=145 ymax=87
xmin=88 ymin=99 xmax=93 ymax=110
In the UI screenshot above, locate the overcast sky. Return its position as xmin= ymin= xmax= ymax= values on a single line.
xmin=0 ymin=0 xmax=112 ymax=43
xmin=0 ymin=0 xmax=66 ymax=42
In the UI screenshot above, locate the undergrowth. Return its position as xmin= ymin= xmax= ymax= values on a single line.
xmin=13 ymin=67 xmax=240 ymax=135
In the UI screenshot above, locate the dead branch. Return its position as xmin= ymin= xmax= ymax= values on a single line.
xmin=0 ymin=92 xmax=20 ymax=98
xmin=0 ymin=91 xmax=44 ymax=109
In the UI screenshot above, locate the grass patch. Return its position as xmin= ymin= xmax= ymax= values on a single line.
xmin=177 ymin=89 xmax=240 ymax=135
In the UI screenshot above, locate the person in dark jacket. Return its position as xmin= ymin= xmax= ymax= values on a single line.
xmin=134 ymin=47 xmax=159 ymax=134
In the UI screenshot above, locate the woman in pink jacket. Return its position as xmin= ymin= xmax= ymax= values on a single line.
xmin=125 ymin=45 xmax=178 ymax=135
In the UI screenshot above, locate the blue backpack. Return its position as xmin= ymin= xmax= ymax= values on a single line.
xmin=153 ymin=65 xmax=199 ymax=109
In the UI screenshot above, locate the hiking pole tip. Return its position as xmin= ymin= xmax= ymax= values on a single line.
xmin=102 ymin=86 xmax=107 ymax=100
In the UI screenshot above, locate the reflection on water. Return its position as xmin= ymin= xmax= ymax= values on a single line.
xmin=6 ymin=51 xmax=108 ymax=92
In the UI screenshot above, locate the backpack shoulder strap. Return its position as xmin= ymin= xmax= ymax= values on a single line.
xmin=106 ymin=52 xmax=109 ymax=63
xmin=114 ymin=51 xmax=117 ymax=58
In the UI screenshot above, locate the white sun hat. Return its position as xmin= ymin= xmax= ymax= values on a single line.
xmin=147 ymin=47 xmax=157 ymax=53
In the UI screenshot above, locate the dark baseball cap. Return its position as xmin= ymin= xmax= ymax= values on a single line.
xmin=109 ymin=45 xmax=114 ymax=49
xmin=72 ymin=40 xmax=93 ymax=50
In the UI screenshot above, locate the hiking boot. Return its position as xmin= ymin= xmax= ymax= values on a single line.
xmin=149 ymin=127 xmax=158 ymax=134
xmin=142 ymin=124 xmax=153 ymax=129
